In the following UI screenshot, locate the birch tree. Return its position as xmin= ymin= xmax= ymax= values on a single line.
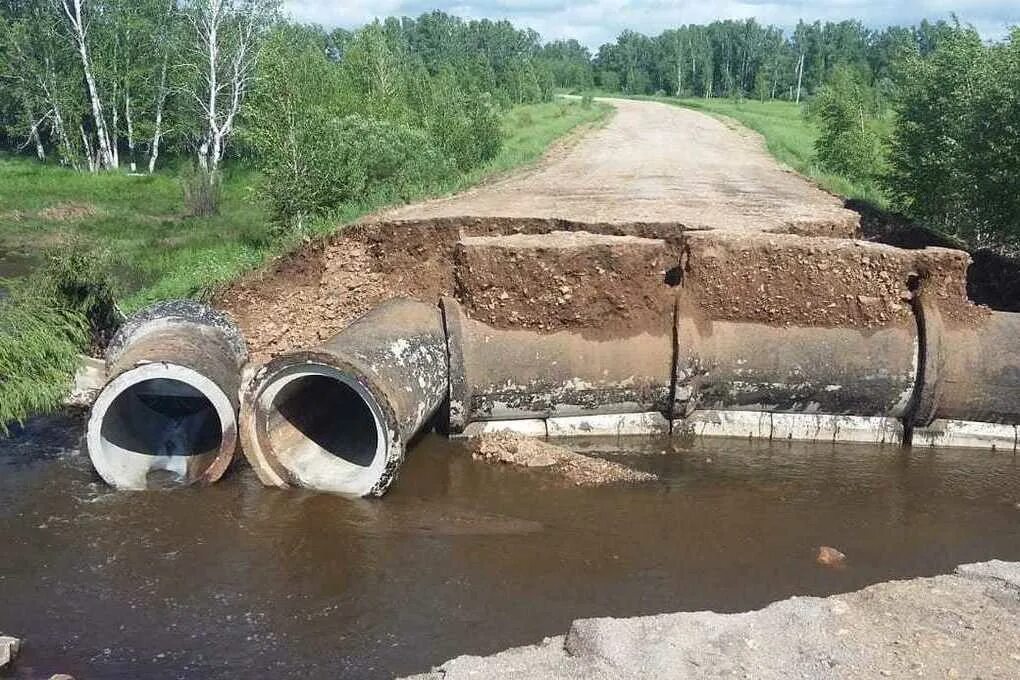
xmin=183 ymin=0 xmax=277 ymax=179
xmin=53 ymin=0 xmax=117 ymax=169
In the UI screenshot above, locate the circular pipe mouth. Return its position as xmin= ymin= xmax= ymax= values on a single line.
xmin=252 ymin=363 xmax=389 ymax=497
xmin=86 ymin=363 xmax=237 ymax=489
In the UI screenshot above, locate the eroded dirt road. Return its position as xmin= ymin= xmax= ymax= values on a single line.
xmin=375 ymin=98 xmax=858 ymax=236
xmin=219 ymin=98 xmax=871 ymax=358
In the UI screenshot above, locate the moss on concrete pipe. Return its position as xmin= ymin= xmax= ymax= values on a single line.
xmin=440 ymin=297 xmax=675 ymax=432
xmin=86 ymin=300 xmax=248 ymax=489
xmin=239 ymin=298 xmax=448 ymax=497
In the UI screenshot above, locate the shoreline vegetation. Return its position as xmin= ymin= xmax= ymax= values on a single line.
xmin=0 ymin=99 xmax=609 ymax=428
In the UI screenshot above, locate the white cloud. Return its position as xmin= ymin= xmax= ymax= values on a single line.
xmin=283 ymin=0 xmax=1019 ymax=48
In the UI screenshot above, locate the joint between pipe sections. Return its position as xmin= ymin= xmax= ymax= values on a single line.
xmin=904 ymin=293 xmax=943 ymax=429
xmin=441 ymin=296 xmax=471 ymax=434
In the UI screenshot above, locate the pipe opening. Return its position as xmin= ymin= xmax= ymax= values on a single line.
xmin=266 ymin=373 xmax=382 ymax=470
xmin=100 ymin=378 xmax=222 ymax=458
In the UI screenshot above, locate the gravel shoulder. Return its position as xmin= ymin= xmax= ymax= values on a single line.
xmin=405 ymin=561 xmax=1020 ymax=679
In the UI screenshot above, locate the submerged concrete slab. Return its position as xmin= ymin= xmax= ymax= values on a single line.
xmin=677 ymin=411 xmax=905 ymax=446
xmin=913 ymin=419 xmax=1018 ymax=452
xmin=459 ymin=419 xmax=549 ymax=438
xmin=547 ymin=412 xmax=670 ymax=437
xmin=404 ymin=561 xmax=1020 ymax=679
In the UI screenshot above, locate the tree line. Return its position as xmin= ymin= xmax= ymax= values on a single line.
xmin=540 ymin=18 xmax=959 ymax=102
xmin=0 ymin=4 xmax=554 ymax=182
xmin=2 ymin=6 xmax=1018 ymax=250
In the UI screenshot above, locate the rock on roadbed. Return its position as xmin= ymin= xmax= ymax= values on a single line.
xmin=404 ymin=561 xmax=1020 ymax=679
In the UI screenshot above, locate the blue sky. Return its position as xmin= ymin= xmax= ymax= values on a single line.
xmin=283 ymin=1 xmax=1019 ymax=49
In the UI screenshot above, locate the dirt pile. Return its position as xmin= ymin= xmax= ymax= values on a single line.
xmin=470 ymin=432 xmax=656 ymax=486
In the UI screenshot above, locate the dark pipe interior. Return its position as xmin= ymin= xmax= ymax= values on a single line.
xmin=100 ymin=378 xmax=222 ymax=457
xmin=270 ymin=375 xmax=378 ymax=468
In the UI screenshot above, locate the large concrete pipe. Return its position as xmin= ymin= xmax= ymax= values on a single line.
xmin=911 ymin=300 xmax=1020 ymax=427
xmin=86 ymin=300 xmax=247 ymax=489
xmin=441 ymin=297 xmax=675 ymax=433
xmin=240 ymin=298 xmax=448 ymax=497
xmin=673 ymin=312 xmax=919 ymax=418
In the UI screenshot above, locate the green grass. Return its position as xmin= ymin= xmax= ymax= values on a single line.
xmin=0 ymin=99 xmax=610 ymax=313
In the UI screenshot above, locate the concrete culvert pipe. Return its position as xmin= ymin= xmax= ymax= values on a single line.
xmin=86 ymin=300 xmax=248 ymax=490
xmin=240 ymin=298 xmax=448 ymax=497
xmin=911 ymin=300 xmax=1020 ymax=425
xmin=674 ymin=312 xmax=919 ymax=418
xmin=440 ymin=296 xmax=675 ymax=431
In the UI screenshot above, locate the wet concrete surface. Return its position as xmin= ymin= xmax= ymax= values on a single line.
xmin=2 ymin=412 xmax=1020 ymax=679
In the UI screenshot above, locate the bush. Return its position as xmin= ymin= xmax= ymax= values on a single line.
xmin=808 ymin=65 xmax=882 ymax=182
xmin=37 ymin=245 xmax=122 ymax=351
xmin=264 ymin=114 xmax=449 ymax=229
xmin=885 ymin=27 xmax=1020 ymax=250
xmin=420 ymin=75 xmax=503 ymax=171
xmin=182 ymin=164 xmax=222 ymax=217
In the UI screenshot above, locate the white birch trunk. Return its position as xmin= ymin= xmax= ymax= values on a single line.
xmin=30 ymin=120 xmax=47 ymax=161
xmin=795 ymin=53 xmax=805 ymax=104
xmin=59 ymin=0 xmax=116 ymax=170
xmin=79 ymin=124 xmax=96 ymax=172
xmin=111 ymin=80 xmax=120 ymax=168
xmin=148 ymin=57 xmax=168 ymax=174
xmin=125 ymin=86 xmax=136 ymax=172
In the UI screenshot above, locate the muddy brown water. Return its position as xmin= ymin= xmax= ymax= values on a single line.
xmin=2 ymin=413 xmax=1020 ymax=679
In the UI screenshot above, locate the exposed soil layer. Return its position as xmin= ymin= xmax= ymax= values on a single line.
xmin=454 ymin=231 xmax=677 ymax=333
xmin=849 ymin=198 xmax=1020 ymax=313
xmin=218 ymin=217 xmax=986 ymax=361
xmin=470 ymin=432 xmax=656 ymax=486
xmin=679 ymin=231 xmax=984 ymax=328
xmin=373 ymin=98 xmax=859 ymax=236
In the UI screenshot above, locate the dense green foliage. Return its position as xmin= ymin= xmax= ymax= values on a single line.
xmin=885 ymin=27 xmax=1020 ymax=251
xmin=0 ymin=285 xmax=87 ymax=431
xmin=247 ymin=19 xmax=523 ymax=229
xmin=0 ymin=247 xmax=118 ymax=430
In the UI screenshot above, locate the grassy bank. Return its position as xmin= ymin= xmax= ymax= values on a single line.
xmin=0 ymin=99 xmax=609 ymax=427
xmin=0 ymin=99 xmax=609 ymax=313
